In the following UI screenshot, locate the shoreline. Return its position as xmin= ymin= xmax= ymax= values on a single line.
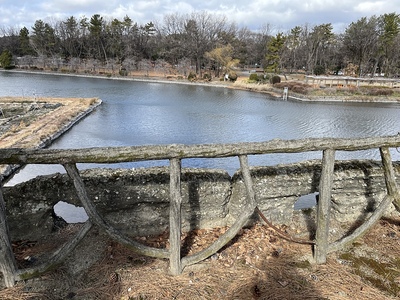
xmin=0 ymin=96 xmax=102 ymax=180
xmin=4 ymin=68 xmax=400 ymax=104
xmin=1 ymin=68 xmax=232 ymax=88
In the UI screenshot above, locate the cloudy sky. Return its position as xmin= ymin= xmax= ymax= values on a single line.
xmin=0 ymin=0 xmax=398 ymax=33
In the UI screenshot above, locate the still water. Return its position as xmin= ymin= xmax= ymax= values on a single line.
xmin=1 ymin=71 xmax=400 ymax=183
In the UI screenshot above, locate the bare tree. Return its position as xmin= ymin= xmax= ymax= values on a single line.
xmin=302 ymin=23 xmax=334 ymax=74
xmin=56 ymin=16 xmax=83 ymax=59
xmin=0 ymin=26 xmax=21 ymax=56
xmin=343 ymin=16 xmax=379 ymax=76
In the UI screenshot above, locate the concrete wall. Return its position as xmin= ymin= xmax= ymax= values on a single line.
xmin=3 ymin=160 xmax=399 ymax=240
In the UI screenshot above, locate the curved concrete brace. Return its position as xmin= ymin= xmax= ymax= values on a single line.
xmin=328 ymin=147 xmax=400 ymax=253
xmin=63 ymin=163 xmax=169 ymax=259
xmin=15 ymin=220 xmax=93 ymax=281
xmin=182 ymin=155 xmax=257 ymax=268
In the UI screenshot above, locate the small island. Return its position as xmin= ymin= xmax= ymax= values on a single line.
xmin=0 ymin=96 xmax=101 ymax=177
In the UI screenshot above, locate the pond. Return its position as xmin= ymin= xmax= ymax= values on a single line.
xmin=1 ymin=71 xmax=400 ymax=213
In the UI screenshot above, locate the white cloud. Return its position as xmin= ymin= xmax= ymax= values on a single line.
xmin=355 ymin=0 xmax=383 ymax=12
xmin=354 ymin=0 xmax=397 ymax=14
xmin=1 ymin=0 xmax=399 ymax=32
xmin=160 ymin=1 xmax=195 ymax=15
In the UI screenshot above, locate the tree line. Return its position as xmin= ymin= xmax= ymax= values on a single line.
xmin=0 ymin=11 xmax=399 ymax=78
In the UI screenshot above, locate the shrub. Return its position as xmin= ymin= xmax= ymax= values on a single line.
xmin=314 ymin=65 xmax=325 ymax=76
xmin=270 ymin=75 xmax=281 ymax=84
xmin=367 ymin=88 xmax=394 ymax=96
xmin=260 ymin=74 xmax=270 ymax=82
xmin=203 ymin=73 xmax=212 ymax=81
xmin=249 ymin=73 xmax=268 ymax=82
xmin=249 ymin=73 xmax=259 ymax=81
xmin=291 ymin=85 xmax=308 ymax=94
xmin=188 ymin=72 xmax=197 ymax=81
xmin=119 ymin=68 xmax=128 ymax=76
xmin=274 ymin=82 xmax=311 ymax=94
xmin=228 ymin=72 xmax=237 ymax=82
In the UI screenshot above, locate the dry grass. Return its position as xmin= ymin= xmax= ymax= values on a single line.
xmin=0 ymin=96 xmax=100 ymax=177
xmin=1 ymin=219 xmax=399 ymax=300
xmin=0 ymin=96 xmax=100 ymax=149
xmin=232 ymin=75 xmax=400 ymax=103
xmin=231 ymin=80 xmax=284 ymax=98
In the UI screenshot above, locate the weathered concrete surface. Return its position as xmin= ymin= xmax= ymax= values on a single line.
xmin=3 ymin=160 xmax=400 ymax=240
xmin=3 ymin=167 xmax=232 ymax=240
xmin=230 ymin=160 xmax=399 ymax=224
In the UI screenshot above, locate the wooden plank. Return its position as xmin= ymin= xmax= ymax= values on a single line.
xmin=169 ymin=158 xmax=182 ymax=275
xmin=0 ymin=135 xmax=399 ymax=164
xmin=239 ymin=155 xmax=257 ymax=208
xmin=314 ymin=149 xmax=335 ymax=264
xmin=0 ymin=185 xmax=17 ymax=287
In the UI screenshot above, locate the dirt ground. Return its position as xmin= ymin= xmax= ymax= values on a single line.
xmin=1 ymin=218 xmax=400 ymax=300
xmin=1 ymin=75 xmax=400 ymax=299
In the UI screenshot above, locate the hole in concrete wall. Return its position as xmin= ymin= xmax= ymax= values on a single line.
xmin=54 ymin=201 xmax=88 ymax=223
xmin=294 ymin=192 xmax=318 ymax=210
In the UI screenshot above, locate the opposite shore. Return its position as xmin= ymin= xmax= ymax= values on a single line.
xmin=3 ymin=68 xmax=400 ymax=104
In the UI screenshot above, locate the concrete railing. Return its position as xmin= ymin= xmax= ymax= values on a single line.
xmin=1 ymin=135 xmax=400 ymax=287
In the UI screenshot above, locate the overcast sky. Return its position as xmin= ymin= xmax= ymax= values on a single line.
xmin=0 ymin=0 xmax=399 ymax=33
